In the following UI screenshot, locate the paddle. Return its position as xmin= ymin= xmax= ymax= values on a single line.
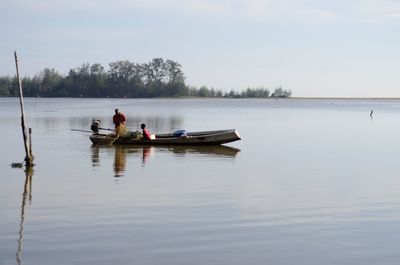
xmin=99 ymin=127 xmax=115 ymax=131
xmin=70 ymin=129 xmax=92 ymax=133
xmin=70 ymin=128 xmax=115 ymax=133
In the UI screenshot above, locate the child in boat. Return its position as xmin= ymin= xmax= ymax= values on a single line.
xmin=141 ymin=123 xmax=152 ymax=140
xmin=91 ymin=119 xmax=101 ymax=134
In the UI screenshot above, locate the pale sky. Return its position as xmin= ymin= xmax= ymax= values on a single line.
xmin=1 ymin=0 xmax=400 ymax=97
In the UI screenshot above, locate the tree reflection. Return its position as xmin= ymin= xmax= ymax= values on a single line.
xmin=16 ymin=167 xmax=33 ymax=265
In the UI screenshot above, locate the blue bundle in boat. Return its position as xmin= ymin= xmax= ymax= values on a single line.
xmin=173 ymin=130 xmax=187 ymax=137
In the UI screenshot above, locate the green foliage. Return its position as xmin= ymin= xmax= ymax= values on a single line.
xmin=0 ymin=58 xmax=292 ymax=98
xmin=271 ymin=86 xmax=292 ymax=98
xmin=0 ymin=76 xmax=12 ymax=96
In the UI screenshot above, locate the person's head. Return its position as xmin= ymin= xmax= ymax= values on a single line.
xmin=140 ymin=123 xmax=146 ymax=129
xmin=115 ymin=109 xmax=119 ymax=115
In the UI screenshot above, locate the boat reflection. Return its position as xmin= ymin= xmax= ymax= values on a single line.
xmin=91 ymin=145 xmax=240 ymax=177
xmin=16 ymin=167 xmax=33 ymax=265
xmin=160 ymin=145 xmax=241 ymax=157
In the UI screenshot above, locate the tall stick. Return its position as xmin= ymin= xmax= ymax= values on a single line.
xmin=14 ymin=52 xmax=32 ymax=166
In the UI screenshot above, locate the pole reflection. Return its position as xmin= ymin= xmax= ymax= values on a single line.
xmin=16 ymin=167 xmax=33 ymax=265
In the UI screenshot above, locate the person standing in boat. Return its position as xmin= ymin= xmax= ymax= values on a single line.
xmin=113 ymin=109 xmax=126 ymax=128
xmin=141 ymin=123 xmax=152 ymax=140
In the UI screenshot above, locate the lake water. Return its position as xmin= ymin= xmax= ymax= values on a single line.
xmin=1 ymin=98 xmax=400 ymax=265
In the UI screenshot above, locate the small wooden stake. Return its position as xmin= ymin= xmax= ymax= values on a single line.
xmin=14 ymin=52 xmax=33 ymax=166
xmin=28 ymin=128 xmax=33 ymax=159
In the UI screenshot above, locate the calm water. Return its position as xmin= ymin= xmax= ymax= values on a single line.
xmin=2 ymin=98 xmax=400 ymax=265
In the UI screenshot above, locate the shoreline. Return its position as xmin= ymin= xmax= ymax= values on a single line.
xmin=291 ymin=97 xmax=400 ymax=100
xmin=1 ymin=96 xmax=400 ymax=100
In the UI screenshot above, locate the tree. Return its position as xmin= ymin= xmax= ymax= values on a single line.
xmin=0 ymin=58 xmax=292 ymax=98
xmin=165 ymin=59 xmax=185 ymax=83
xmin=271 ymin=87 xmax=292 ymax=98
xmin=65 ymin=63 xmax=91 ymax=97
xmin=88 ymin=63 xmax=107 ymax=97
xmin=108 ymin=60 xmax=141 ymax=97
xmin=34 ymin=68 xmax=63 ymax=96
xmin=0 ymin=76 xmax=13 ymax=96
xmin=198 ymin=86 xmax=210 ymax=97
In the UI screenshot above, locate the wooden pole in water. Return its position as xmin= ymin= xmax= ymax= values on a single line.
xmin=28 ymin=128 xmax=33 ymax=159
xmin=14 ymin=52 xmax=33 ymax=166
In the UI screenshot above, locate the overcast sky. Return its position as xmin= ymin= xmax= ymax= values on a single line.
xmin=1 ymin=0 xmax=400 ymax=97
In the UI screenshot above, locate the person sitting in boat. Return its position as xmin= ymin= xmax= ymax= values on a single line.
xmin=141 ymin=123 xmax=152 ymax=140
xmin=113 ymin=109 xmax=126 ymax=128
xmin=90 ymin=119 xmax=101 ymax=134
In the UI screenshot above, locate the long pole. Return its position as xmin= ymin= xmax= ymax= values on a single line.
xmin=14 ymin=52 xmax=32 ymax=166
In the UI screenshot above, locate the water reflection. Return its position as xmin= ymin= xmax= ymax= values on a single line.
xmin=91 ymin=146 xmax=100 ymax=167
xmin=141 ymin=146 xmax=152 ymax=164
xmin=114 ymin=147 xmax=127 ymax=177
xmin=16 ymin=167 xmax=33 ymax=265
xmin=164 ymin=145 xmax=241 ymax=157
xmin=91 ymin=145 xmax=240 ymax=177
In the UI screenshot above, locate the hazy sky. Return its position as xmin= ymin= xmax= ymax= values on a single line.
xmin=1 ymin=0 xmax=400 ymax=97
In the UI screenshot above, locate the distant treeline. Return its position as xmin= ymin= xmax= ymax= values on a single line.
xmin=0 ymin=58 xmax=292 ymax=98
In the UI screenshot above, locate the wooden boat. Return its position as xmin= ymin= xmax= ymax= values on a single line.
xmin=90 ymin=129 xmax=241 ymax=145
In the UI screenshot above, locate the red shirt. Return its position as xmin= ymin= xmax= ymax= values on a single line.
xmin=113 ymin=113 xmax=126 ymax=128
xmin=143 ymin=128 xmax=152 ymax=140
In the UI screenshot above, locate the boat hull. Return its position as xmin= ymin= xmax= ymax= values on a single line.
xmin=90 ymin=129 xmax=241 ymax=145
